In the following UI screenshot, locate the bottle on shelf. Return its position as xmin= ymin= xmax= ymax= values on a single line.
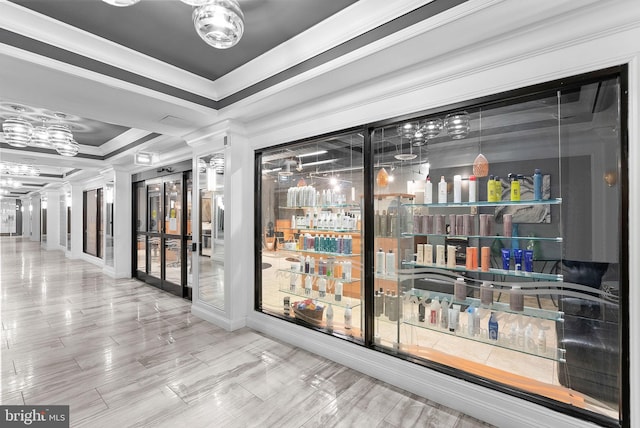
xmin=376 ymin=248 xmax=385 ymax=275
xmin=318 ymin=277 xmax=327 ymax=297
xmin=374 ymin=288 xmax=384 ymax=317
xmin=335 ymin=281 xmax=343 ymax=302
xmin=344 ymin=304 xmax=352 ymax=329
xmin=494 ymin=176 xmax=502 ymax=201
xmin=440 ymin=298 xmax=449 ymax=329
xmin=304 ymin=275 xmax=312 ymax=296
xmin=326 ymin=304 xmax=334 ymax=332
xmin=454 ymin=277 xmax=467 ymax=301
xmin=524 ymin=323 xmax=535 ymax=353
xmin=453 ymin=175 xmax=462 ymax=203
xmin=488 ymin=312 xmax=499 ymax=340
xmin=425 ymin=175 xmax=433 ymax=204
xmin=533 ymin=169 xmax=543 ymax=200
xmin=487 ymin=175 xmax=496 ymax=202
xmin=509 ymin=173 xmax=520 ymax=201
xmin=468 ymin=175 xmax=477 ymax=203
xmin=537 ymin=328 xmax=547 ymax=355
xmin=438 ymin=176 xmax=448 ymax=203
xmin=386 ymin=249 xmax=395 ymax=275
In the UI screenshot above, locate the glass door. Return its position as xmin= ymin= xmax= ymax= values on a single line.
xmin=134 ymin=172 xmax=192 ymax=298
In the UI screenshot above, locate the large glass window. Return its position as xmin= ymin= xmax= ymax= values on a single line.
xmin=257 ymin=131 xmax=365 ymax=340
xmin=255 ymin=68 xmax=625 ymax=425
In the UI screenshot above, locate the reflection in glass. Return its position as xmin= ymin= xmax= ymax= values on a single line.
xmin=136 ymin=183 xmax=146 ymax=232
xmin=148 ymin=184 xmax=161 ymax=233
xmin=148 ymin=236 xmax=161 ymax=277
xmin=105 ymin=182 xmax=114 ymax=267
xmin=198 ymin=153 xmax=225 ymax=309
xmin=165 ymin=179 xmax=182 ymax=235
xmin=59 ymin=195 xmax=66 ymax=247
xmin=165 ymin=238 xmax=182 ymax=284
xmin=137 ymin=234 xmax=146 ymax=273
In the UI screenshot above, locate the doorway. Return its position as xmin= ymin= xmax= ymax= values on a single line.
xmin=134 ymin=171 xmax=193 ymax=298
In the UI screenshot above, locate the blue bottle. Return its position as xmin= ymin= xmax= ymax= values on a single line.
xmin=488 ymin=312 xmax=499 ymax=340
xmin=533 ymin=169 xmax=542 ymax=200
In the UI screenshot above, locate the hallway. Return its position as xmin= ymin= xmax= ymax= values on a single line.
xmin=0 ymin=237 xmax=492 ymax=427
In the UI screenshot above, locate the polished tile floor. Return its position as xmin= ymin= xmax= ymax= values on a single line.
xmin=1 ymin=237 xmax=493 ymax=428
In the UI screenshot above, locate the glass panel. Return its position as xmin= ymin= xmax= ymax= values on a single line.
xmin=0 ymin=199 xmax=17 ymax=234
xmin=59 ymin=194 xmax=65 ymax=247
xmin=105 ymin=182 xmax=114 ymax=267
xmin=165 ymin=178 xmax=182 ymax=235
xmin=259 ymin=131 xmax=364 ymax=340
xmin=165 ymin=238 xmax=182 ymax=285
xmin=370 ymin=74 xmax=621 ymax=420
xmin=136 ymin=183 xmax=146 ymax=232
xmin=136 ymin=234 xmax=146 ymax=273
xmin=148 ymin=236 xmax=161 ymax=278
xmin=67 ymin=204 xmax=71 ymax=251
xmin=187 ymin=237 xmax=193 ymax=288
xmin=198 ymin=153 xmax=225 ymax=309
xmin=97 ymin=188 xmax=103 ymax=259
xmin=148 ymin=183 xmax=161 ymax=233
xmin=41 ymin=205 xmax=47 ymax=245
xmin=83 ymin=189 xmax=98 ymax=257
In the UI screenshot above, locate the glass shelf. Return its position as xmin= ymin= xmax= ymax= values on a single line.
xmin=280 ymin=204 xmax=361 ymax=209
xmin=402 ymin=317 xmax=565 ymax=362
xmin=405 ymin=289 xmax=564 ymax=321
xmin=404 ymin=261 xmax=563 ymax=282
xmin=280 ymin=227 xmax=361 ymax=233
xmin=277 ymin=269 xmax=360 ymax=283
xmin=279 ymin=284 xmax=361 ymax=308
xmin=402 ymin=233 xmax=562 ymax=242
xmin=282 ymin=248 xmax=360 ymax=257
xmin=402 ymin=198 xmax=562 ymax=208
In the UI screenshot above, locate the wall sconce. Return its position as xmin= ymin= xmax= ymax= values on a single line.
xmin=604 ymin=171 xmax=617 ymax=187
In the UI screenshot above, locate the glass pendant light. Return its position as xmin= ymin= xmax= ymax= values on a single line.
xmin=56 ymin=139 xmax=80 ymax=157
xmin=2 ymin=107 xmax=33 ymax=147
xmin=180 ymin=0 xmax=212 ymax=5
xmin=395 ymin=123 xmax=418 ymax=160
xmin=193 ymin=0 xmax=245 ymax=49
xmin=422 ymin=118 xmax=443 ymax=139
xmin=444 ymin=111 xmax=470 ymax=139
xmin=101 ymin=0 xmax=141 ymax=6
xmin=472 ymin=108 xmax=489 ymax=177
xmin=376 ymin=168 xmax=389 ymax=188
xmin=30 ymin=117 xmax=54 ymax=149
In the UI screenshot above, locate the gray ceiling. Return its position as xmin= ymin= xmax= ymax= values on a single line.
xmin=11 ymin=0 xmax=359 ymax=81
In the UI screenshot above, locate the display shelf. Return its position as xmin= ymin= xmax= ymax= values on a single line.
xmin=280 ymin=204 xmax=361 ymax=209
xmin=402 ymin=198 xmax=562 ymax=208
xmin=282 ymin=248 xmax=360 ymax=257
xmin=402 ymin=317 xmax=565 ymax=362
xmin=280 ymin=227 xmax=361 ymax=233
xmin=279 ymin=284 xmax=361 ymax=308
xmin=277 ymin=269 xmax=360 ymax=283
xmin=402 ymin=232 xmax=562 ymax=242
xmin=405 ymin=289 xmax=564 ymax=321
xmin=375 ymin=193 xmax=415 ymax=200
xmin=404 ymin=261 xmax=563 ymax=282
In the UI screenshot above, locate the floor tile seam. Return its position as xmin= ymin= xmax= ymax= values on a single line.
xmin=94 ymin=387 xmax=110 ymax=410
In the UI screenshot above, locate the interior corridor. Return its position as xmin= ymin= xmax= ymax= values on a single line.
xmin=0 ymin=237 xmax=492 ymax=427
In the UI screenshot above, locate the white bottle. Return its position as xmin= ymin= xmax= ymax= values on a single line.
xmin=343 ymin=260 xmax=352 ymax=281
xmin=305 ymin=275 xmax=312 ymax=296
xmin=468 ymin=175 xmax=477 ymax=203
xmin=525 ymin=323 xmax=535 ymax=352
xmin=425 ymin=176 xmax=433 ymax=204
xmin=537 ymin=328 xmax=547 ymax=355
xmin=438 ymin=176 xmax=447 ymax=204
xmin=318 ymin=277 xmax=327 ymax=298
xmin=344 ymin=304 xmax=352 ymax=329
xmin=335 ymin=281 xmax=343 ymax=302
xmin=385 ymin=249 xmax=395 ymax=275
xmin=326 ymin=304 xmax=334 ymax=331
xmin=376 ymin=248 xmax=385 ymax=275
xmin=453 ymin=175 xmax=462 ymax=203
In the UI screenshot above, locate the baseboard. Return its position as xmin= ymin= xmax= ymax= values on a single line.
xmin=191 ymin=302 xmax=246 ymax=332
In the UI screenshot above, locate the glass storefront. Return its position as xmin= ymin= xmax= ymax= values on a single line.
xmin=83 ymin=188 xmax=102 ymax=258
xmin=255 ymin=67 xmax=626 ymax=425
xmin=133 ymin=167 xmax=193 ymax=299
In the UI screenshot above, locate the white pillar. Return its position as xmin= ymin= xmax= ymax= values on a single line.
xmin=113 ymin=168 xmax=132 ymax=278
xmin=29 ymin=196 xmax=41 ymax=243
xmin=44 ymin=190 xmax=60 ymax=251
xmin=70 ymin=183 xmax=83 ymax=259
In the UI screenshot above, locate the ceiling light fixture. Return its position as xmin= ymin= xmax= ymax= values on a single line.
xmin=102 ymin=0 xmax=245 ymax=49
xmin=301 ymin=159 xmax=337 ymax=167
xmin=31 ymin=117 xmax=54 ymax=149
xmin=2 ymin=106 xmax=33 ymax=148
xmin=0 ymin=161 xmax=40 ymax=177
xmin=296 ymin=150 xmax=328 ymax=158
xmin=444 ymin=111 xmax=470 ymax=139
xmin=48 ymin=114 xmax=79 ymax=157
xmin=209 ymin=153 xmax=224 ymax=173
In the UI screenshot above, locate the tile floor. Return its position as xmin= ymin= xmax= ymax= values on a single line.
xmin=0 ymin=237 xmax=493 ymax=427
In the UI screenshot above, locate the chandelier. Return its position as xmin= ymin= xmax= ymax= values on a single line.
xmin=0 ymin=161 xmax=40 ymax=177
xmin=2 ymin=108 xmax=80 ymax=157
xmin=102 ymin=0 xmax=245 ymax=49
